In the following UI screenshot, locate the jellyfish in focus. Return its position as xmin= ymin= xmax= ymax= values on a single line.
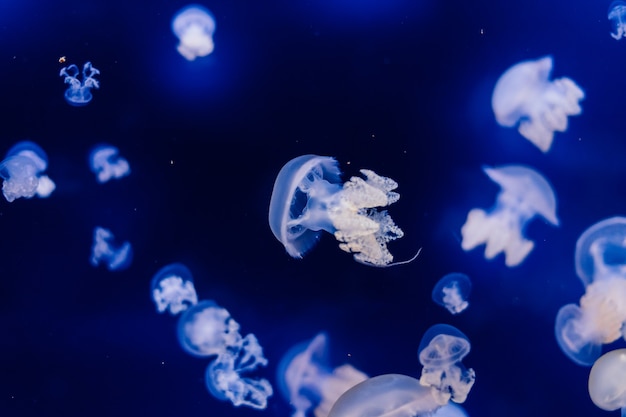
xmin=151 ymin=263 xmax=198 ymax=315
xmin=491 ymin=56 xmax=584 ymax=152
xmin=59 ymin=62 xmax=100 ymax=106
xmin=172 ymin=5 xmax=216 ymax=61
xmin=431 ymin=273 xmax=472 ymax=315
xmin=89 ymin=145 xmax=130 ymax=184
xmin=0 ymin=141 xmax=56 ymax=202
xmin=588 ymin=349 xmax=626 ymax=416
xmin=418 ymin=324 xmax=475 ymax=405
xmin=609 ymin=1 xmax=626 ymax=40
xmin=177 ymin=300 xmax=273 ymax=409
xmin=269 ymin=155 xmax=415 ymax=267
xmin=277 ymin=332 xmax=368 ymax=417
xmin=460 ymin=165 xmax=559 ymax=267
xmin=90 ymin=227 xmax=133 ymax=271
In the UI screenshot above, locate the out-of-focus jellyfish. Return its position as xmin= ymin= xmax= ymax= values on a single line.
xmin=491 ymin=56 xmax=584 ymax=152
xmin=277 ymin=332 xmax=368 ymax=417
xmin=0 ymin=141 xmax=56 ymax=202
xmin=555 ymin=217 xmax=626 ymax=366
xmin=609 ymin=1 xmax=626 ymax=40
xmin=172 ymin=5 xmax=216 ymax=61
xmin=461 ymin=165 xmax=559 ymax=267
xmin=431 ymin=273 xmax=472 ymax=315
xmin=59 ymin=62 xmax=100 ymax=106
xmin=90 ymin=226 xmax=133 ymax=271
xmin=151 ymin=263 xmax=198 ymax=315
xmin=177 ymin=300 xmax=273 ymax=409
xmin=89 ymin=145 xmax=130 ymax=184
xmin=269 ymin=155 xmax=417 ymax=267
xmin=418 ymin=324 xmax=475 ymax=405
xmin=588 ymin=349 xmax=626 ymax=416
xmin=431 ymin=403 xmax=469 ymax=417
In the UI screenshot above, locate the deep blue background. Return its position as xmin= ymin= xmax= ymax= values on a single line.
xmin=0 ymin=0 xmax=624 ymax=416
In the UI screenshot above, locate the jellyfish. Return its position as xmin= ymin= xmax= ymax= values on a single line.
xmin=431 ymin=403 xmax=469 ymax=417
xmin=59 ymin=62 xmax=100 ymax=106
xmin=431 ymin=273 xmax=472 ymax=315
xmin=90 ymin=226 xmax=133 ymax=271
xmin=277 ymin=332 xmax=368 ymax=417
xmin=89 ymin=145 xmax=130 ymax=184
xmin=588 ymin=349 xmax=626 ymax=416
xmin=0 ymin=141 xmax=56 ymax=202
xmin=269 ymin=155 xmax=417 ymax=267
xmin=609 ymin=1 xmax=626 ymax=40
xmin=150 ymin=263 xmax=198 ymax=315
xmin=417 ymin=324 xmax=475 ymax=405
xmin=491 ymin=56 xmax=584 ymax=152
xmin=460 ymin=165 xmax=559 ymax=267
xmin=172 ymin=5 xmax=216 ymax=61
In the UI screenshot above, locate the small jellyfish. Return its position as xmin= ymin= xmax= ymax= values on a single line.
xmin=89 ymin=145 xmax=130 ymax=184
xmin=269 ymin=155 xmax=416 ymax=267
xmin=90 ymin=226 xmax=133 ymax=271
xmin=150 ymin=263 xmax=198 ymax=315
xmin=609 ymin=1 xmax=626 ymax=40
xmin=0 ymin=141 xmax=56 ymax=202
xmin=460 ymin=165 xmax=559 ymax=267
xmin=417 ymin=324 xmax=475 ymax=405
xmin=431 ymin=273 xmax=472 ymax=315
xmin=491 ymin=56 xmax=584 ymax=152
xmin=59 ymin=62 xmax=100 ymax=106
xmin=172 ymin=5 xmax=216 ymax=61
xmin=588 ymin=349 xmax=626 ymax=416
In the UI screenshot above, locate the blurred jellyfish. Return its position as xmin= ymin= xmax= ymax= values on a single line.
xmin=461 ymin=165 xmax=559 ymax=267
xmin=177 ymin=300 xmax=273 ymax=409
xmin=277 ymin=332 xmax=368 ymax=417
xmin=492 ymin=56 xmax=584 ymax=152
xmin=418 ymin=324 xmax=475 ymax=405
xmin=151 ymin=263 xmax=198 ymax=315
xmin=89 ymin=145 xmax=130 ymax=184
xmin=0 ymin=141 xmax=56 ymax=202
xmin=431 ymin=403 xmax=469 ymax=417
xmin=609 ymin=1 xmax=626 ymax=40
xmin=59 ymin=62 xmax=100 ymax=106
xmin=172 ymin=5 xmax=216 ymax=61
xmin=588 ymin=349 xmax=626 ymax=416
xmin=90 ymin=226 xmax=133 ymax=271
xmin=432 ymin=273 xmax=472 ymax=315
xmin=269 ymin=155 xmax=417 ymax=267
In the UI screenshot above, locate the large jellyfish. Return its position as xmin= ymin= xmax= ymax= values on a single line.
xmin=277 ymin=332 xmax=368 ymax=417
xmin=59 ymin=62 xmax=100 ymax=106
xmin=90 ymin=227 xmax=133 ymax=271
xmin=555 ymin=217 xmax=626 ymax=366
xmin=460 ymin=165 xmax=559 ymax=267
xmin=172 ymin=5 xmax=216 ymax=61
xmin=89 ymin=145 xmax=130 ymax=184
xmin=491 ymin=56 xmax=584 ymax=152
xmin=431 ymin=273 xmax=472 ymax=315
xmin=0 ymin=141 xmax=56 ymax=202
xmin=609 ymin=1 xmax=626 ymax=40
xmin=588 ymin=349 xmax=626 ymax=416
xmin=177 ymin=300 xmax=273 ymax=409
xmin=269 ymin=155 xmax=417 ymax=267
xmin=150 ymin=263 xmax=198 ymax=315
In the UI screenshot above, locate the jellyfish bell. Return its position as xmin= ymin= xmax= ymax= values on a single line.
xmin=588 ymin=349 xmax=626 ymax=414
xmin=177 ymin=300 xmax=238 ymax=357
xmin=554 ymin=303 xmax=603 ymax=367
xmin=575 ymin=217 xmax=626 ymax=287
xmin=172 ymin=4 xmax=216 ymax=61
xmin=89 ymin=144 xmax=131 ymax=184
xmin=431 ymin=273 xmax=472 ymax=315
xmin=150 ymin=262 xmax=198 ymax=315
xmin=609 ymin=0 xmax=626 ymax=40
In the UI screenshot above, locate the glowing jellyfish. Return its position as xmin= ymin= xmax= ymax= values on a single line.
xmin=609 ymin=1 xmax=626 ymax=40
xmin=90 ymin=226 xmax=133 ymax=271
xmin=492 ymin=56 xmax=584 ymax=152
xmin=59 ymin=62 xmax=100 ymax=106
xmin=431 ymin=273 xmax=472 ymax=315
xmin=172 ymin=5 xmax=216 ymax=61
xmin=418 ymin=324 xmax=475 ymax=405
xmin=269 ymin=155 xmax=417 ymax=267
xmin=588 ymin=349 xmax=626 ymax=416
xmin=460 ymin=165 xmax=559 ymax=267
xmin=177 ymin=300 xmax=273 ymax=409
xmin=150 ymin=263 xmax=198 ymax=315
xmin=0 ymin=141 xmax=56 ymax=202
xmin=431 ymin=403 xmax=469 ymax=417
xmin=277 ymin=332 xmax=368 ymax=417
xmin=89 ymin=145 xmax=130 ymax=184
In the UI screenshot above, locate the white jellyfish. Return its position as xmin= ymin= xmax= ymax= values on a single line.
xmin=277 ymin=332 xmax=368 ymax=417
xmin=90 ymin=226 xmax=133 ymax=271
xmin=460 ymin=165 xmax=559 ymax=267
xmin=431 ymin=273 xmax=472 ymax=315
xmin=0 ymin=141 xmax=56 ymax=202
xmin=269 ymin=155 xmax=417 ymax=267
xmin=588 ymin=349 xmax=626 ymax=416
xmin=89 ymin=145 xmax=130 ymax=184
xmin=59 ymin=62 xmax=100 ymax=106
xmin=492 ymin=56 xmax=584 ymax=152
xmin=609 ymin=1 xmax=626 ymax=40
xmin=150 ymin=263 xmax=198 ymax=315
xmin=172 ymin=5 xmax=216 ymax=61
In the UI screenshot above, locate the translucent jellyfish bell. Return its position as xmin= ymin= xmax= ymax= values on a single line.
xmin=461 ymin=164 xmax=559 ymax=267
xmin=492 ymin=56 xmax=584 ymax=152
xmin=575 ymin=217 xmax=626 ymax=286
xmin=89 ymin=145 xmax=130 ymax=184
xmin=59 ymin=62 xmax=100 ymax=106
xmin=589 ymin=349 xmax=626 ymax=416
xmin=172 ymin=5 xmax=216 ymax=61
xmin=0 ymin=141 xmax=56 ymax=202
xmin=90 ymin=227 xmax=133 ymax=271
xmin=431 ymin=273 xmax=472 ymax=315
xmin=150 ymin=263 xmax=198 ymax=315
xmin=177 ymin=300 xmax=238 ymax=357
xmin=609 ymin=1 xmax=626 ymax=40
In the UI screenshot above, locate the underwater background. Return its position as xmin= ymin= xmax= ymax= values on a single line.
xmin=0 ymin=0 xmax=623 ymax=416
